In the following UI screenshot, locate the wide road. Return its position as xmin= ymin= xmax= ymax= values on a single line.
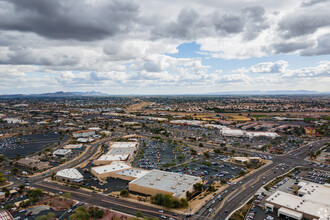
xmin=196 ymin=138 xmax=329 ymax=220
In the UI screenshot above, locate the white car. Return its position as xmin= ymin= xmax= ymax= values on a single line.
xmin=159 ymin=210 xmax=164 ymax=213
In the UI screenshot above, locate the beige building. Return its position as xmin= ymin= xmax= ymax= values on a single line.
xmin=111 ymin=168 xmax=150 ymax=181
xmin=91 ymin=162 xmax=131 ymax=179
xmin=108 ymin=142 xmax=139 ymax=149
xmin=16 ymin=157 xmax=49 ymax=170
xmin=129 ymin=170 xmax=202 ymax=199
xmin=56 ymin=168 xmax=84 ymax=184
xmin=232 ymin=157 xmax=261 ymax=164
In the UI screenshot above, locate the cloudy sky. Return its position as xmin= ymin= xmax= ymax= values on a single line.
xmin=0 ymin=0 xmax=330 ymax=94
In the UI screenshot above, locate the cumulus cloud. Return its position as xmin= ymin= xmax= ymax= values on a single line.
xmin=300 ymin=34 xmax=330 ymax=56
xmin=236 ymin=61 xmax=288 ymax=74
xmin=269 ymin=40 xmax=315 ymax=54
xmin=301 ymin=0 xmax=329 ymax=7
xmin=277 ymin=5 xmax=330 ymax=39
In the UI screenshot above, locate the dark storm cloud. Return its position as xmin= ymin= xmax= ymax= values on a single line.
xmin=241 ymin=6 xmax=269 ymax=40
xmin=152 ymin=6 xmax=268 ymax=40
xmin=300 ymin=34 xmax=330 ymax=56
xmin=301 ymin=0 xmax=329 ymax=7
xmin=213 ymin=13 xmax=244 ymax=34
xmin=278 ymin=7 xmax=330 ymax=38
xmin=0 ymin=0 xmax=139 ymax=41
xmin=151 ymin=8 xmax=203 ymax=40
xmin=271 ymin=41 xmax=315 ymax=53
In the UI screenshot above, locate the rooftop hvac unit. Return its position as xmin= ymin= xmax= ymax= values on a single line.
xmin=156 ymin=178 xmax=161 ymax=181
xmin=163 ymin=173 xmax=167 ymax=176
xmin=172 ymin=186 xmax=176 ymax=189
xmin=178 ymin=182 xmax=182 ymax=185
xmin=150 ymin=182 xmax=154 ymax=185
xmin=184 ymin=177 xmax=187 ymax=180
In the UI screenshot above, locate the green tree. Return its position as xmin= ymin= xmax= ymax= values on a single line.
xmin=4 ymin=203 xmax=14 ymax=210
xmin=120 ymin=189 xmax=129 ymax=197
xmin=88 ymin=206 xmax=95 ymax=217
xmin=193 ymin=183 xmax=203 ymax=192
xmin=0 ymin=154 xmax=5 ymax=163
xmin=11 ymin=167 xmax=19 ymax=175
xmin=163 ymin=194 xmax=173 ymax=208
xmin=95 ymin=209 xmax=104 ymax=218
xmin=62 ymin=192 xmax=71 ymax=199
xmin=214 ymin=149 xmax=221 ymax=154
xmin=36 ymin=212 xmax=56 ymax=220
xmin=136 ymin=211 xmax=143 ymax=218
xmin=2 ymin=187 xmax=10 ymax=197
xmin=207 ymin=185 xmax=215 ymax=192
xmin=0 ymin=172 xmax=7 ymax=185
xmin=180 ymin=198 xmax=189 ymax=208
xmin=69 ymin=206 xmax=90 ymax=220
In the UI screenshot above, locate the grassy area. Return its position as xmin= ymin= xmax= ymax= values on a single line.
xmin=229 ymin=195 xmax=257 ymax=220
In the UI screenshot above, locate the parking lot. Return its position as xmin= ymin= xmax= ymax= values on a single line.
xmin=132 ymin=139 xmax=193 ymax=170
xmin=296 ymin=169 xmax=330 ymax=184
xmin=166 ymin=156 xmax=245 ymax=185
xmin=0 ymin=132 xmax=62 ymax=158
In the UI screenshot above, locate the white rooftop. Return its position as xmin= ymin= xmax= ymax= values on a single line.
xmin=221 ymin=129 xmax=245 ymax=136
xmin=56 ymin=168 xmax=84 ymax=181
xmin=108 ymin=147 xmax=135 ymax=155
xmin=266 ymin=184 xmax=330 ymax=219
xmin=63 ymin=144 xmax=83 ymax=149
xmin=130 ymin=170 xmax=201 ymax=197
xmin=53 ymin=149 xmax=72 ymax=155
xmin=97 ymin=154 xmax=129 ymax=161
xmin=92 ymin=162 xmax=131 ymax=175
xmin=246 ymin=131 xmax=279 ymax=138
xmin=115 ymin=168 xmax=150 ymax=179
xmin=109 ymin=142 xmax=138 ymax=149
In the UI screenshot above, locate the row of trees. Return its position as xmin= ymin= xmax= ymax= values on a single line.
xmin=0 ymin=172 xmax=7 ymax=186
xmin=150 ymin=193 xmax=188 ymax=208
xmin=69 ymin=206 xmax=104 ymax=220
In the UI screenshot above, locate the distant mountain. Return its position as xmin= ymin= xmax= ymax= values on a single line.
xmin=0 ymin=91 xmax=110 ymax=97
xmin=205 ymin=90 xmax=327 ymax=95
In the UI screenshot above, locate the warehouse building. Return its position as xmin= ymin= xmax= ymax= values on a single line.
xmin=112 ymin=168 xmax=150 ymax=181
xmin=56 ymin=168 xmax=84 ymax=184
xmin=91 ymin=162 xmax=131 ymax=179
xmin=16 ymin=157 xmax=49 ymax=170
xmin=108 ymin=142 xmax=139 ymax=149
xmin=129 ymin=170 xmax=202 ymax=199
xmin=94 ymin=154 xmax=130 ymax=165
xmin=265 ymin=182 xmax=330 ymax=220
xmin=108 ymin=147 xmax=135 ymax=155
